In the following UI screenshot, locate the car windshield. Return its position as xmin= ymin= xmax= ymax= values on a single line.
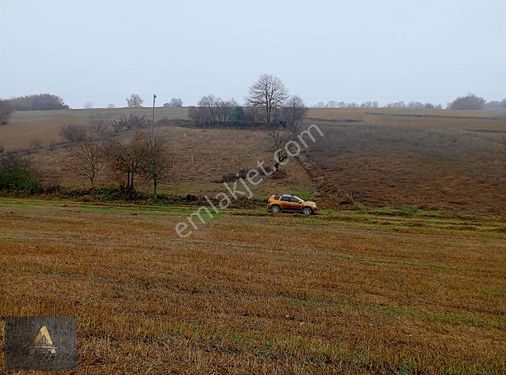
xmin=293 ymin=196 xmax=304 ymax=202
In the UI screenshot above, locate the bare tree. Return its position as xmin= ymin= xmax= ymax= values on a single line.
xmin=141 ymin=136 xmax=172 ymax=198
xmin=215 ymin=98 xmax=237 ymax=122
xmin=126 ymin=94 xmax=144 ymax=108
xmin=280 ymin=96 xmax=307 ymax=136
xmin=89 ymin=119 xmax=111 ymax=139
xmin=105 ymin=131 xmax=149 ymax=190
xmin=196 ymin=95 xmax=218 ymax=126
xmin=61 ymin=124 xmax=86 ymax=143
xmin=265 ymin=129 xmax=289 ymax=168
xmin=246 ymin=74 xmax=288 ymax=123
xmin=66 ymin=128 xmax=105 ymax=186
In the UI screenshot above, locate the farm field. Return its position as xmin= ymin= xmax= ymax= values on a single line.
xmin=2 ymin=107 xmax=505 ymax=216
xmin=0 ymin=198 xmax=505 ymax=374
xmin=0 ymin=107 xmax=189 ymax=152
xmin=2 ymin=1 xmax=505 ymax=373
xmin=304 ymin=108 xmax=506 ymax=216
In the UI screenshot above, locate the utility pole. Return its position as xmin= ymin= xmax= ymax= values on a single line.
xmin=151 ymin=94 xmax=157 ymax=141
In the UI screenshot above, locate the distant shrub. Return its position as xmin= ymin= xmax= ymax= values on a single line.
xmin=449 ymin=95 xmax=485 ymax=110
xmin=111 ymin=114 xmax=150 ymax=133
xmin=9 ymin=94 xmax=69 ymax=111
xmin=0 ymin=154 xmax=41 ymax=193
xmin=126 ymin=94 xmax=143 ymax=108
xmin=61 ymin=124 xmax=86 ymax=143
xmin=163 ymin=98 xmax=183 ymax=108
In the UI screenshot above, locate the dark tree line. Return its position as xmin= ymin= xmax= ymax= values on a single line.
xmin=9 ymin=94 xmax=69 ymax=110
xmin=447 ymin=95 xmax=506 ymax=110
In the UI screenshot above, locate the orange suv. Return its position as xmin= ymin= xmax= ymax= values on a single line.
xmin=268 ymin=194 xmax=317 ymax=215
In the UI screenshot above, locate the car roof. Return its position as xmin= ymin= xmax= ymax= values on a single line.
xmin=273 ymin=193 xmax=296 ymax=198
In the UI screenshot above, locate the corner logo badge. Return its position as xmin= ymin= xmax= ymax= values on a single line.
xmin=30 ymin=325 xmax=57 ymax=355
xmin=5 ymin=316 xmax=77 ymax=371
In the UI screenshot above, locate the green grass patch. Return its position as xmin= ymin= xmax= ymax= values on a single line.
xmin=366 ymin=303 xmax=505 ymax=330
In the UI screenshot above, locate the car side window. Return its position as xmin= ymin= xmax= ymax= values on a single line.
xmin=281 ymin=197 xmax=291 ymax=202
xmin=291 ymin=197 xmax=301 ymax=203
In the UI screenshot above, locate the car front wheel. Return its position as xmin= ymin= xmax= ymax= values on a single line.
xmin=271 ymin=205 xmax=281 ymax=214
xmin=302 ymin=207 xmax=313 ymax=215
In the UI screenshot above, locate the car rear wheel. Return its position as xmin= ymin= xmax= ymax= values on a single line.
xmin=302 ymin=207 xmax=313 ymax=215
xmin=271 ymin=205 xmax=281 ymax=214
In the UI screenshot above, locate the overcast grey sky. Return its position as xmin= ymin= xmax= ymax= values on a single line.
xmin=1 ymin=0 xmax=505 ymax=108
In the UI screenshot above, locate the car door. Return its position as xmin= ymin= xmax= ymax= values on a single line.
xmin=290 ymin=197 xmax=304 ymax=211
xmin=280 ymin=196 xmax=293 ymax=210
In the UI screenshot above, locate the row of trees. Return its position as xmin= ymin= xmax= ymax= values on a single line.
xmin=315 ymin=101 xmax=380 ymax=109
xmin=385 ymin=102 xmax=443 ymax=109
xmin=61 ymin=121 xmax=171 ymax=197
xmin=3 ymin=91 xmax=504 ymax=114
xmin=485 ymin=99 xmax=506 ymax=110
xmin=315 ymin=100 xmax=445 ymax=109
xmin=189 ymin=96 xmax=244 ymax=126
xmin=314 ymin=96 xmax=506 ymax=110
xmin=190 ymin=74 xmax=307 ymax=129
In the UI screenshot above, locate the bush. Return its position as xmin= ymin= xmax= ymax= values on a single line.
xmin=111 ymin=114 xmax=150 ymax=133
xmin=61 ymin=124 xmax=86 ymax=143
xmin=0 ymin=154 xmax=41 ymax=193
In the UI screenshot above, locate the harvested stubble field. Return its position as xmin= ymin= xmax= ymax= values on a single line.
xmin=0 ymin=198 xmax=505 ymax=374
